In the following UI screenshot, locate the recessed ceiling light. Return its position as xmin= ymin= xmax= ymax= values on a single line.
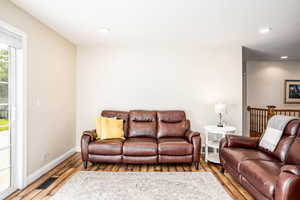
xmin=259 ymin=27 xmax=272 ymax=34
xmin=280 ymin=56 xmax=288 ymax=60
xmin=98 ymin=27 xmax=110 ymax=34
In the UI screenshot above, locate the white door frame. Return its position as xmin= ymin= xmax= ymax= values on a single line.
xmin=0 ymin=20 xmax=27 ymax=199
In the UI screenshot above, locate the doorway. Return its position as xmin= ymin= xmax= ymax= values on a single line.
xmin=0 ymin=22 xmax=26 ymax=198
xmin=0 ymin=41 xmax=15 ymax=197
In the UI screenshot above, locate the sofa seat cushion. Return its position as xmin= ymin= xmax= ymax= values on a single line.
xmin=239 ymin=160 xmax=283 ymax=199
xmin=158 ymin=138 xmax=192 ymax=156
xmin=88 ymin=139 xmax=124 ymax=155
xmin=123 ymin=138 xmax=157 ymax=156
xmin=221 ymin=148 xmax=279 ymax=171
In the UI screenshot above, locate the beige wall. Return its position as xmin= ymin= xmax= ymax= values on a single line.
xmin=0 ymin=0 xmax=76 ymax=175
xmin=0 ymin=0 xmax=244 ymax=175
xmin=247 ymin=61 xmax=300 ymax=109
xmin=246 ymin=61 xmax=300 ymax=135
xmin=76 ymin=46 xmax=243 ymax=146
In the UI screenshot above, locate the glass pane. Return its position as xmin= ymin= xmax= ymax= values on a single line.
xmin=0 ymin=148 xmax=10 ymax=170
xmin=0 ymin=42 xmax=10 ymax=194
xmin=0 ymin=130 xmax=10 ymax=149
xmin=0 ymin=168 xmax=10 ymax=193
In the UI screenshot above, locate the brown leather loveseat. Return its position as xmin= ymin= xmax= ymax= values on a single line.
xmin=81 ymin=110 xmax=201 ymax=169
xmin=220 ymin=120 xmax=300 ymax=200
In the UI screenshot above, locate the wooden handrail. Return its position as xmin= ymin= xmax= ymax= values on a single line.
xmin=247 ymin=105 xmax=300 ymax=137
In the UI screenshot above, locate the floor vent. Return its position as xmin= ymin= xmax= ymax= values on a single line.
xmin=37 ymin=177 xmax=57 ymax=189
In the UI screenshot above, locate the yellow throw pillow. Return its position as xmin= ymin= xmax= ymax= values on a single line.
xmin=100 ymin=117 xmax=125 ymax=140
xmin=95 ymin=117 xmax=102 ymax=139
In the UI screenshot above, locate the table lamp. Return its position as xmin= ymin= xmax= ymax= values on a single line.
xmin=215 ymin=103 xmax=226 ymax=127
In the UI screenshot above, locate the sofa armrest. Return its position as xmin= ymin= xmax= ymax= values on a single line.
xmin=275 ymin=165 xmax=300 ymax=200
xmin=184 ymin=129 xmax=201 ymax=163
xmin=81 ymin=130 xmax=96 ymax=162
xmin=219 ymin=137 xmax=228 ymax=149
xmin=83 ymin=129 xmax=97 ymax=142
xmin=219 ymin=138 xmax=228 ymax=166
xmin=281 ymin=165 xmax=300 ymax=176
xmin=185 ymin=130 xmax=200 ymax=143
xmin=226 ymin=135 xmax=259 ymax=149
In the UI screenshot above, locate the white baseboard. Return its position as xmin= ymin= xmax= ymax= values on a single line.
xmin=75 ymin=146 xmax=81 ymax=152
xmin=0 ymin=187 xmax=17 ymax=200
xmin=25 ymin=148 xmax=76 ymax=186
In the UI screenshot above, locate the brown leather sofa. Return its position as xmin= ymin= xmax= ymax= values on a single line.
xmin=220 ymin=120 xmax=300 ymax=200
xmin=81 ymin=110 xmax=201 ymax=169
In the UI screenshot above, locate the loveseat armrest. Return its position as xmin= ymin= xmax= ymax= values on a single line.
xmin=275 ymin=165 xmax=300 ymax=200
xmin=281 ymin=165 xmax=300 ymax=176
xmin=185 ymin=130 xmax=200 ymax=143
xmin=225 ymin=135 xmax=259 ymax=149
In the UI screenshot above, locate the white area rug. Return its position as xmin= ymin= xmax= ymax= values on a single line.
xmin=51 ymin=172 xmax=232 ymax=200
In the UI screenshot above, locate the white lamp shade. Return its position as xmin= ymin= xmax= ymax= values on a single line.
xmin=215 ymin=103 xmax=226 ymax=114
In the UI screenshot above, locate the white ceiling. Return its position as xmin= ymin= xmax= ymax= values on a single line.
xmin=11 ymin=0 xmax=300 ymax=60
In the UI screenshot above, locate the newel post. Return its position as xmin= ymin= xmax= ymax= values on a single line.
xmin=247 ymin=106 xmax=251 ymax=111
xmin=267 ymin=105 xmax=276 ymax=120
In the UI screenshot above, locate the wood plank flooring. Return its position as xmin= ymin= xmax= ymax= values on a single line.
xmin=5 ymin=153 xmax=254 ymax=200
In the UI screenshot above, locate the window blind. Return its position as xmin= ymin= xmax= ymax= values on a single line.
xmin=0 ymin=26 xmax=22 ymax=49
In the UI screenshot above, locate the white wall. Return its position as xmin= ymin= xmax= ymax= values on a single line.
xmin=0 ymin=0 xmax=76 ymax=175
xmin=76 ymin=46 xmax=243 ymax=146
xmin=247 ymin=61 xmax=300 ymax=109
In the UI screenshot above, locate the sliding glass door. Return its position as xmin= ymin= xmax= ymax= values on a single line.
xmin=0 ymin=38 xmax=18 ymax=196
xmin=0 ymin=42 xmax=11 ymax=195
xmin=0 ymin=23 xmax=23 ymax=198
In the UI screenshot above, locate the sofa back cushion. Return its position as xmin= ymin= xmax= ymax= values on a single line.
xmin=283 ymin=120 xmax=300 ymax=137
xmin=157 ymin=111 xmax=188 ymax=138
xmin=128 ymin=110 xmax=157 ymax=138
xmin=286 ymin=137 xmax=300 ymax=165
xmin=101 ymin=110 xmax=129 ymax=137
xmin=261 ymin=120 xmax=300 ymax=162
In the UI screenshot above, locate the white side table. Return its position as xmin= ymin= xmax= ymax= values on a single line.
xmin=204 ymin=125 xmax=236 ymax=164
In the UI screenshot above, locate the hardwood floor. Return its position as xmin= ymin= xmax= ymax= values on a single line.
xmin=5 ymin=153 xmax=254 ymax=200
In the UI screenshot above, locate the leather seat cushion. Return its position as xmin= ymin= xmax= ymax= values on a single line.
xmin=88 ymin=139 xmax=124 ymax=155
xmin=240 ymin=176 xmax=270 ymax=200
xmin=221 ymin=148 xmax=279 ymax=171
xmin=159 ymin=155 xmax=192 ymax=163
xmin=123 ymin=155 xmax=157 ymax=164
xmin=158 ymin=138 xmax=192 ymax=156
xmin=239 ymin=160 xmax=283 ymax=199
xmin=123 ymin=138 xmax=157 ymax=156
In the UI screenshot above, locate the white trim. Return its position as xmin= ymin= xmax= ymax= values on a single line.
xmin=9 ymin=45 xmax=17 ymax=194
xmin=0 ymin=25 xmax=22 ymax=49
xmin=0 ymin=20 xmax=28 ymax=191
xmin=25 ymin=148 xmax=76 ymax=186
xmin=0 ymin=187 xmax=16 ymax=200
xmin=16 ymin=45 xmax=27 ymax=189
xmin=75 ymin=146 xmax=81 ymax=152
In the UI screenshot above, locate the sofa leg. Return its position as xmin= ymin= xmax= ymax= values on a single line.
xmin=220 ymin=167 xmax=225 ymax=174
xmin=195 ymin=162 xmax=199 ymax=170
xmin=83 ymin=161 xmax=88 ymax=169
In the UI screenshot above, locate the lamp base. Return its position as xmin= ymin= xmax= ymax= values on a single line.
xmin=217 ymin=113 xmax=224 ymax=127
